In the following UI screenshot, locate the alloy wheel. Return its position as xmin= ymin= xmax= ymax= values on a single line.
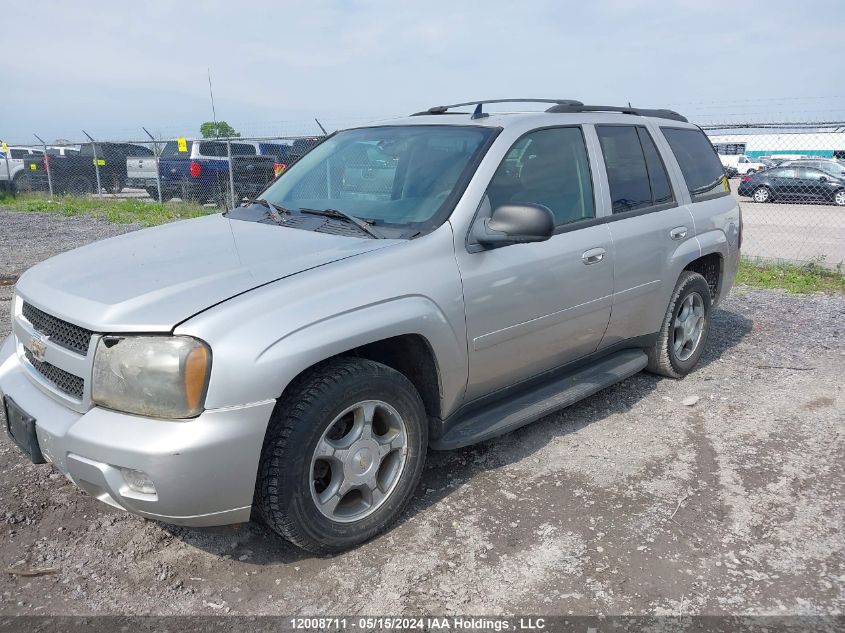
xmin=310 ymin=400 xmax=408 ymax=523
xmin=672 ymin=292 xmax=706 ymax=362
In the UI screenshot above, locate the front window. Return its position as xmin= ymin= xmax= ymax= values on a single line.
xmin=260 ymin=125 xmax=494 ymax=230
xmin=486 ymin=127 xmax=595 ymax=226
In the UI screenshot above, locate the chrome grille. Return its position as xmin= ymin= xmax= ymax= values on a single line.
xmin=22 ymin=302 xmax=93 ymax=356
xmin=24 ymin=349 xmax=85 ymax=400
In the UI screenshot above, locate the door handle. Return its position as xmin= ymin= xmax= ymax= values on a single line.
xmin=670 ymin=226 xmax=688 ymax=240
xmin=581 ymin=247 xmax=606 ymax=265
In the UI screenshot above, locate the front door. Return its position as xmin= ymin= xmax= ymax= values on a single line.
xmin=455 ymin=126 xmax=614 ymax=401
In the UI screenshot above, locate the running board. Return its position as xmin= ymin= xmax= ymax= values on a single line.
xmin=431 ymin=349 xmax=648 ymax=450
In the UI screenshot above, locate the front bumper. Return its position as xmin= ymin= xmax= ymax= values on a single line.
xmin=0 ymin=334 xmax=275 ymax=527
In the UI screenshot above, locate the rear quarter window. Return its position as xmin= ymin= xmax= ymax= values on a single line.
xmin=160 ymin=141 xmax=190 ymax=158
xmin=661 ymin=128 xmax=729 ymax=201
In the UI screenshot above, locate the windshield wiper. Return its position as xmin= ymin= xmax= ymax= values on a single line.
xmin=245 ymin=198 xmax=292 ymax=225
xmin=299 ymin=207 xmax=385 ymax=239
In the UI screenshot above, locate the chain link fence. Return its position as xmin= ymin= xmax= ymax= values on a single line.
xmin=2 ymin=120 xmax=844 ymax=270
xmin=0 ymin=133 xmax=325 ymax=210
xmin=701 ymin=121 xmax=845 ymax=269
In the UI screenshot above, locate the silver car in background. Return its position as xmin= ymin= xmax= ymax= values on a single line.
xmin=1 ymin=99 xmax=740 ymax=553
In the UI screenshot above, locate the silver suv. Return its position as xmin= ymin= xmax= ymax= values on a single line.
xmin=1 ymin=100 xmax=741 ymax=553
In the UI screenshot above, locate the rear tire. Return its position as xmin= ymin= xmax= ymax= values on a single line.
xmin=646 ymin=271 xmax=712 ymax=379
xmin=752 ymin=186 xmax=771 ymax=203
xmin=256 ymin=357 xmax=428 ymax=554
xmin=834 ymin=189 xmax=845 ymax=207
xmin=12 ymin=172 xmax=32 ymax=194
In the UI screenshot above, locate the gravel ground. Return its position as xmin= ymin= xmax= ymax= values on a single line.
xmin=0 ymin=210 xmax=843 ymax=616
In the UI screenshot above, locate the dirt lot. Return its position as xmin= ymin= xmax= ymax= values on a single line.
xmin=0 ymin=210 xmax=843 ymax=616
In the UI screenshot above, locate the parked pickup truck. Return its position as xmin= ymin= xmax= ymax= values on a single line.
xmin=1 ymin=100 xmax=740 ymax=554
xmin=719 ymin=154 xmax=765 ymax=176
xmin=24 ymin=143 xmax=152 ymax=195
xmin=154 ymin=140 xmax=276 ymax=204
xmin=0 ymin=146 xmax=43 ymax=193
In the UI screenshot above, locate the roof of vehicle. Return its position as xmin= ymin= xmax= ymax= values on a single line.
xmin=362 ymin=99 xmax=697 ymax=131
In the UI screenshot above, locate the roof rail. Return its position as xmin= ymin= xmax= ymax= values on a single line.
xmin=545 ymin=103 xmax=688 ymax=123
xmin=412 ymin=99 xmax=584 ymax=118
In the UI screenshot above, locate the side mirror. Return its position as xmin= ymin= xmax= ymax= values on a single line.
xmin=819 ymin=176 xmax=828 ymax=183
xmin=473 ymin=203 xmax=555 ymax=247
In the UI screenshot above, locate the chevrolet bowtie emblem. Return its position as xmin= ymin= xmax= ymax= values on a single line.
xmin=28 ymin=337 xmax=48 ymax=362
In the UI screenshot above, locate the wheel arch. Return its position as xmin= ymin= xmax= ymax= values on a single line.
xmin=684 ymin=252 xmax=723 ymax=303
xmin=206 ymin=295 xmax=467 ymax=418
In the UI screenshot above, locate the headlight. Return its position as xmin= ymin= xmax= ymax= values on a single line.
xmin=92 ymin=336 xmax=211 ymax=419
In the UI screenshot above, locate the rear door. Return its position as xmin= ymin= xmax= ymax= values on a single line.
xmin=593 ymin=124 xmax=695 ymax=348
xmin=770 ymin=166 xmax=799 ymax=199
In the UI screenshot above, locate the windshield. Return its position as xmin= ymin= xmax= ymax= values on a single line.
xmin=817 ymin=162 xmax=845 ymax=178
xmin=259 ymin=125 xmax=494 ymax=230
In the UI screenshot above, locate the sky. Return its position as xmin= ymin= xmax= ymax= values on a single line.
xmin=2 ymin=0 xmax=844 ymax=144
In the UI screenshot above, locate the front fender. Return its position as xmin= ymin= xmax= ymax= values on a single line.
xmin=175 ymin=225 xmax=468 ymax=416
xmin=253 ymin=295 xmax=467 ymax=414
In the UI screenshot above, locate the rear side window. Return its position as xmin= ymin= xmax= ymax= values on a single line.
xmin=9 ymin=149 xmax=30 ymax=159
xmin=127 ymin=144 xmax=154 ymax=157
xmin=160 ymin=141 xmax=190 ymax=158
xmin=770 ymin=167 xmax=796 ymax=178
xmin=637 ymin=128 xmax=673 ymax=206
xmin=596 ymin=125 xmax=674 ymax=214
xmin=198 ymin=142 xmax=228 ymax=157
xmin=661 ymin=128 xmax=729 ymax=201
xmin=230 ymin=143 xmax=257 ymax=156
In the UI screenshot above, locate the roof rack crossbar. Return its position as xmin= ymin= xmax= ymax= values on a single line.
xmin=412 ymin=98 xmax=584 ymax=116
xmin=545 ymin=103 xmax=688 ymax=123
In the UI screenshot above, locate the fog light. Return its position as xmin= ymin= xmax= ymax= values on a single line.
xmin=120 ymin=468 xmax=156 ymax=495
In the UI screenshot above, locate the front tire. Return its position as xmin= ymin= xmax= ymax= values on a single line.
xmin=256 ymin=357 xmax=428 ymax=554
xmin=752 ymin=186 xmax=771 ymax=203
xmin=646 ymin=271 xmax=712 ymax=379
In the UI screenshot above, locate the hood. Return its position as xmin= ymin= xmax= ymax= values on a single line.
xmin=17 ymin=214 xmax=397 ymax=331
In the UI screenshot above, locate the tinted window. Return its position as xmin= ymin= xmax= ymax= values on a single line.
xmin=799 ymin=168 xmax=827 ymax=181
xmin=230 ymin=143 xmax=256 ymax=156
xmin=637 ymin=128 xmax=674 ymax=205
xmin=661 ymin=128 xmax=728 ymax=201
xmin=258 ymin=143 xmax=289 ymax=159
xmin=486 ymin=127 xmax=594 ymax=226
xmin=160 ymin=141 xmax=190 ymax=158
xmin=596 ymin=126 xmax=654 ymax=213
xmin=770 ymin=167 xmax=797 ymax=178
xmin=9 ymin=149 xmax=30 ymax=159
xmin=198 ymin=142 xmax=227 ymax=157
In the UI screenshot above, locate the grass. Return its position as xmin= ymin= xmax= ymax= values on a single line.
xmin=737 ymin=258 xmax=845 ymax=294
xmin=0 ymin=193 xmax=213 ymax=227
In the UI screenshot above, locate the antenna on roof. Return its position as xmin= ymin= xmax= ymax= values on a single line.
xmin=471 ymin=103 xmax=489 ymax=120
